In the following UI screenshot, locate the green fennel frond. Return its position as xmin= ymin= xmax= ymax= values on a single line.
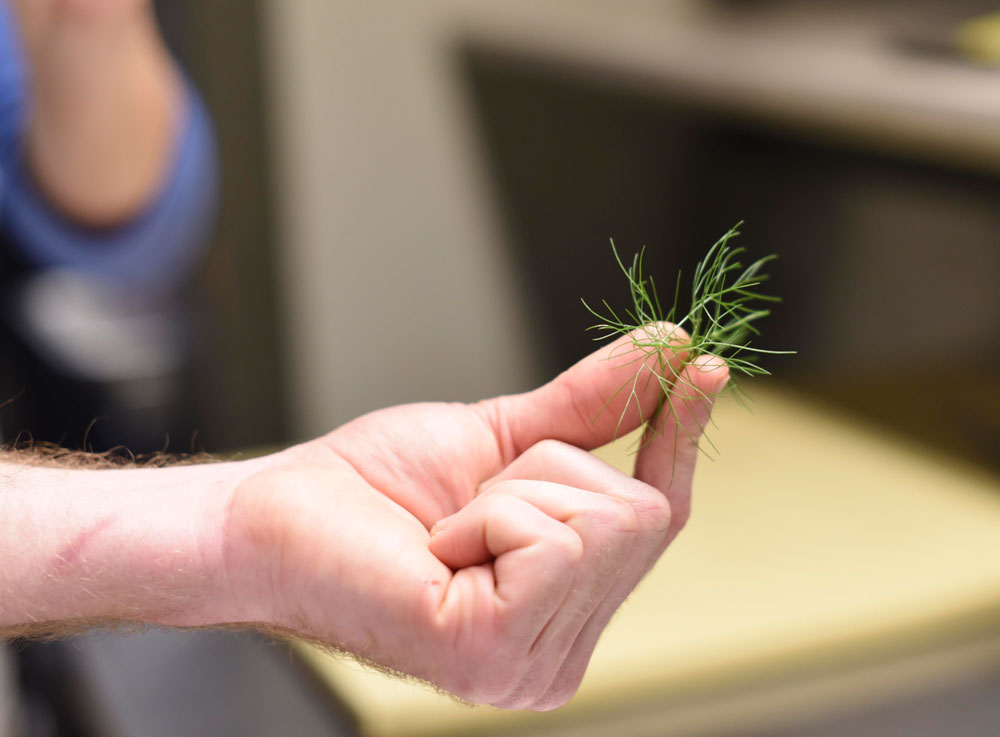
xmin=581 ymin=223 xmax=793 ymax=458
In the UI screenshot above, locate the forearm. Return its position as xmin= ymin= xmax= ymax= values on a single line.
xmin=12 ymin=3 xmax=181 ymax=225
xmin=0 ymin=454 xmax=265 ymax=639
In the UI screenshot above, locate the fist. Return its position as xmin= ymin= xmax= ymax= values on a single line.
xmin=223 ymin=330 xmax=728 ymax=710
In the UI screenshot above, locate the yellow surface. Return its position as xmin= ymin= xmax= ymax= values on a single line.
xmin=957 ymin=11 xmax=1000 ymax=65
xmin=295 ymin=387 xmax=1000 ymax=736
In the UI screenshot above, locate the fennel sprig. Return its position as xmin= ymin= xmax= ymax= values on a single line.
xmin=582 ymin=223 xmax=792 ymax=454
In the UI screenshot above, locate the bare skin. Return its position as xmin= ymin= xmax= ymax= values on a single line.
xmin=8 ymin=0 xmax=180 ymax=225
xmin=0 ymin=328 xmax=727 ymax=711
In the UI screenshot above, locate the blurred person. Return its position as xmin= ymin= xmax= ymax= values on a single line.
xmin=0 ymin=1 xmax=216 ymax=733
xmin=0 ymin=329 xmax=728 ymax=712
xmin=0 ymin=0 xmax=217 ymax=455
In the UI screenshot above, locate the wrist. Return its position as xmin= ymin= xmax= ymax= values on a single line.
xmin=111 ymin=459 xmax=270 ymax=628
xmin=215 ymin=449 xmax=319 ymax=631
xmin=0 ymin=455 xmax=274 ymax=634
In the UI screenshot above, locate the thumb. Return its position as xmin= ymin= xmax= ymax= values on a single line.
xmin=478 ymin=323 xmax=693 ymax=458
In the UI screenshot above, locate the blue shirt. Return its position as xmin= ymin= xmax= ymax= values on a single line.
xmin=0 ymin=2 xmax=218 ymax=294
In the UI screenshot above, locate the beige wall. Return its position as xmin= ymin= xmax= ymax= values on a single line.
xmin=259 ymin=1 xmax=546 ymax=437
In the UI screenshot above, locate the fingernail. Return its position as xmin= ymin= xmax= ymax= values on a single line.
xmin=694 ymin=355 xmax=726 ymax=372
xmin=694 ymin=355 xmax=730 ymax=389
xmin=430 ymin=514 xmax=455 ymax=537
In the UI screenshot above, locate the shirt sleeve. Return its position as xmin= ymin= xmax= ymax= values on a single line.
xmin=0 ymin=87 xmax=219 ymax=295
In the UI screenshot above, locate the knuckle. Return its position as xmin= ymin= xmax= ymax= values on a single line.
xmin=436 ymin=633 xmax=520 ymax=705
xmin=494 ymin=686 xmax=537 ymax=711
xmin=561 ymin=379 xmax=600 ymax=437
xmin=474 ymin=395 xmax=521 ymax=465
xmin=483 ymin=492 xmax=522 ymax=530
xmin=635 ymin=487 xmax=673 ymax=534
xmin=462 ymin=679 xmax=512 ymax=707
xmin=670 ymin=500 xmax=691 ymax=532
xmin=586 ymin=495 xmax=639 ymax=535
xmin=675 ymin=438 xmax=701 ymax=469
xmin=526 ymin=438 xmax=577 ymax=467
xmin=461 ymin=661 xmax=528 ymax=708
xmin=551 ymin=525 xmax=585 ymax=566
xmin=529 ymin=693 xmax=572 ymax=712
xmin=484 ymin=490 xmax=511 ymax=515
xmin=531 ymin=437 xmax=563 ymax=455
xmin=485 ymin=488 xmax=522 ymax=516
xmin=532 ymin=674 xmax=584 ymax=712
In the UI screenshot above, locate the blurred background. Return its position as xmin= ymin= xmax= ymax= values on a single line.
xmin=4 ymin=0 xmax=1000 ymax=735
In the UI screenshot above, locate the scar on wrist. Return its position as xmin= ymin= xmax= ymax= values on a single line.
xmin=52 ymin=515 xmax=115 ymax=573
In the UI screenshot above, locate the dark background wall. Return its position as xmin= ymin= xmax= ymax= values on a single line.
xmin=156 ymin=1 xmax=288 ymax=453
xmin=463 ymin=48 xmax=1000 ymax=472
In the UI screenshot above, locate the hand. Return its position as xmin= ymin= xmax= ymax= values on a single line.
xmin=226 ymin=327 xmax=729 ymax=710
